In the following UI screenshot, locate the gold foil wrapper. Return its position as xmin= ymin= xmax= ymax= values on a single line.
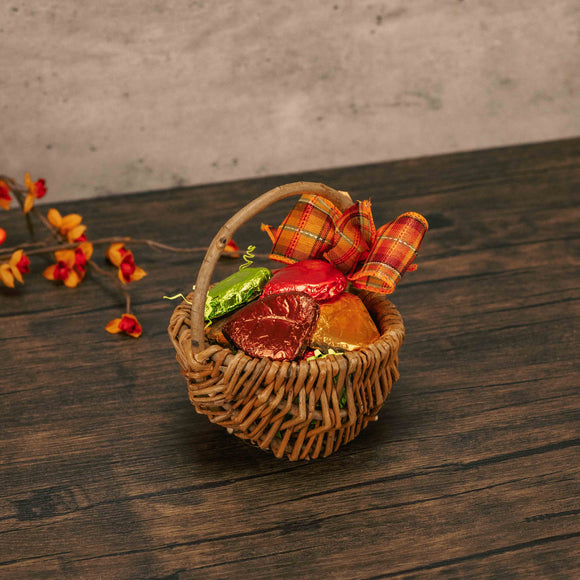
xmin=310 ymin=292 xmax=380 ymax=351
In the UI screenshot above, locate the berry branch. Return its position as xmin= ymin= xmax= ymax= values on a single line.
xmin=0 ymin=172 xmax=254 ymax=338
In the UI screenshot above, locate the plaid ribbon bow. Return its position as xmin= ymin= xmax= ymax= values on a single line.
xmin=263 ymin=193 xmax=428 ymax=294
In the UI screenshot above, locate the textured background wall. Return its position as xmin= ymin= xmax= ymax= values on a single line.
xmin=1 ymin=0 xmax=579 ymax=202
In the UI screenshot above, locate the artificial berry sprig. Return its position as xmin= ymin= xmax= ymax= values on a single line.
xmin=0 ymin=172 xmax=261 ymax=339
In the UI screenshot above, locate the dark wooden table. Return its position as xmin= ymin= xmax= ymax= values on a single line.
xmin=1 ymin=139 xmax=579 ymax=579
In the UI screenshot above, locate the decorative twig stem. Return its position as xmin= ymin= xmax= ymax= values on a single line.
xmin=88 ymin=259 xmax=116 ymax=279
xmin=0 ymin=237 xmax=269 ymax=261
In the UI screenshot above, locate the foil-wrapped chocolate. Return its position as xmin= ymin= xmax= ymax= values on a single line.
xmin=205 ymin=314 xmax=234 ymax=348
xmin=223 ymin=291 xmax=320 ymax=361
xmin=310 ymin=292 xmax=380 ymax=351
xmin=204 ymin=267 xmax=271 ymax=321
xmin=262 ymin=259 xmax=347 ymax=302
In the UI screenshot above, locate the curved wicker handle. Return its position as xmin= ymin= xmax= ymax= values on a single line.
xmin=190 ymin=182 xmax=354 ymax=353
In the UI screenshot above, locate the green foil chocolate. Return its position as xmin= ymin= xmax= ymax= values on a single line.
xmin=204 ymin=267 xmax=272 ymax=321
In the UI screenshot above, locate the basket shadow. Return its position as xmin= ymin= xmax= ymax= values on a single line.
xmin=174 ymin=390 xmax=405 ymax=475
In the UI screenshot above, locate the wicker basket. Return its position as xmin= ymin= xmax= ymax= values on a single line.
xmin=168 ymin=182 xmax=405 ymax=460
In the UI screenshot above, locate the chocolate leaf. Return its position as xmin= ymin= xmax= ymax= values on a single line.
xmin=223 ymin=292 xmax=320 ymax=361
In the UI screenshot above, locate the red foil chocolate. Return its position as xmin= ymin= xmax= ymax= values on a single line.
xmin=262 ymin=259 xmax=347 ymax=302
xmin=223 ymin=292 xmax=320 ymax=361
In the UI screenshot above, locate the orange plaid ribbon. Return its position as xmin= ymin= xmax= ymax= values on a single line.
xmin=263 ymin=194 xmax=428 ymax=294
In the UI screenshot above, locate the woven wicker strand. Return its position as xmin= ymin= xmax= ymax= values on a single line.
xmin=169 ymin=182 xmax=405 ymax=460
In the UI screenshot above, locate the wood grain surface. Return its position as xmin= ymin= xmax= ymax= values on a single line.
xmin=1 ymin=138 xmax=579 ymax=579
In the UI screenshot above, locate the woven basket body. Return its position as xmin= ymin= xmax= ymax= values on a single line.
xmin=168 ymin=183 xmax=405 ymax=460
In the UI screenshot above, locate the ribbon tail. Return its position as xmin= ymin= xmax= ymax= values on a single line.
xmin=260 ymin=223 xmax=277 ymax=244
xmin=349 ymin=212 xmax=428 ymax=294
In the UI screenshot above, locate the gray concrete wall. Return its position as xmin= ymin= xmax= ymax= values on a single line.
xmin=2 ymin=1 xmax=579 ymax=202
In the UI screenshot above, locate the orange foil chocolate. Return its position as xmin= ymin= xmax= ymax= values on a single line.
xmin=310 ymin=292 xmax=380 ymax=352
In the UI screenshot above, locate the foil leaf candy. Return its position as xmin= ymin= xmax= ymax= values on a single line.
xmin=310 ymin=292 xmax=380 ymax=352
xmin=204 ymin=267 xmax=272 ymax=321
xmin=261 ymin=259 xmax=347 ymax=302
xmin=223 ymin=292 xmax=320 ymax=361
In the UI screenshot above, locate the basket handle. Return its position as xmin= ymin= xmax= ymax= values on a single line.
xmin=190 ymin=181 xmax=353 ymax=353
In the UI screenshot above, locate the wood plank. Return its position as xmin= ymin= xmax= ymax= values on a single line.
xmin=1 ymin=138 xmax=578 ymax=578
